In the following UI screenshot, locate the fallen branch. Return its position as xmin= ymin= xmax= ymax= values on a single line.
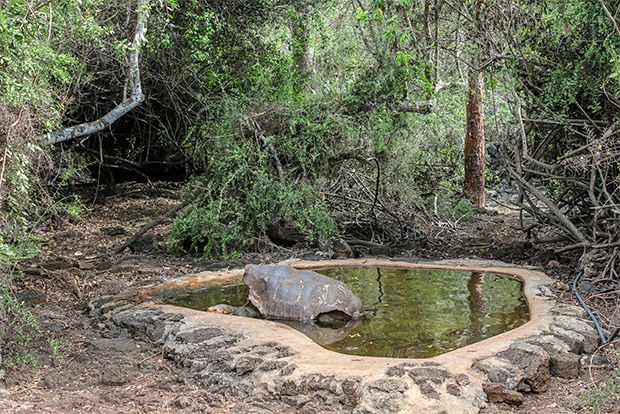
xmin=42 ymin=0 xmax=150 ymax=145
xmin=114 ymin=200 xmax=189 ymax=254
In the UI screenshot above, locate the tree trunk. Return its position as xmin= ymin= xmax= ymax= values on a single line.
xmin=292 ymin=3 xmax=313 ymax=77
xmin=464 ymin=65 xmax=486 ymax=207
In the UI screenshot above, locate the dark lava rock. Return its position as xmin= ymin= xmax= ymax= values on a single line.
xmin=87 ymin=338 xmax=143 ymax=356
xmin=523 ymin=336 xmax=581 ymax=379
xmin=15 ymin=289 xmax=46 ymax=306
xmin=407 ymin=366 xmax=451 ymax=385
xmin=419 ymin=382 xmax=440 ymax=400
xmin=363 ymin=378 xmax=409 ymax=413
xmin=483 ymin=383 xmax=524 ymax=405
xmin=101 ymin=226 xmax=127 ymax=236
xmin=41 ymin=260 xmax=75 ymax=271
xmin=232 ymin=355 xmax=263 ymax=375
xmin=581 ymin=354 xmax=611 ymax=367
xmin=497 ymin=342 xmax=551 ymax=392
xmin=113 ymin=309 xmax=182 ymax=344
xmin=257 ymin=360 xmax=288 ymax=372
xmin=279 ymin=364 xmax=297 ymax=376
xmin=446 ymin=383 xmax=462 ymax=396
xmin=549 ymin=352 xmax=581 ymax=379
xmin=456 ymin=374 xmax=471 ymax=386
xmin=129 ymin=234 xmax=156 ymax=252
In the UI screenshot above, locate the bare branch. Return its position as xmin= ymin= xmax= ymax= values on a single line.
xmin=42 ymin=0 xmax=150 ymax=145
xmin=598 ymin=0 xmax=620 ymax=36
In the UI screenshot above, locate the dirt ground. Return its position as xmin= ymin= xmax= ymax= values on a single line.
xmin=1 ymin=182 xmax=618 ymax=413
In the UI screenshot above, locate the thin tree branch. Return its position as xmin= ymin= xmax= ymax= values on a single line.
xmin=599 ymin=0 xmax=620 ymax=36
xmin=42 ymin=0 xmax=150 ymax=145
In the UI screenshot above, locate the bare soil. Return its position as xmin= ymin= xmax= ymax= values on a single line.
xmin=1 ymin=182 xmax=617 ymax=413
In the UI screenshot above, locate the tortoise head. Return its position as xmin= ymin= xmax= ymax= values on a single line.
xmin=207 ymin=304 xmax=234 ymax=314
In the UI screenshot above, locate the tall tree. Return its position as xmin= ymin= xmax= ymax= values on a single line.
xmin=291 ymin=2 xmax=313 ymax=77
xmin=463 ymin=0 xmax=486 ymax=207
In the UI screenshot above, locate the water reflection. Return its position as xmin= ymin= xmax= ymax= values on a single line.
xmin=161 ymin=267 xmax=530 ymax=359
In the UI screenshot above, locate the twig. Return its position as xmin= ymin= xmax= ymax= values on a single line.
xmin=114 ymin=200 xmax=189 ymax=254
xmin=598 ymin=0 xmax=620 ymax=36
xmin=507 ymin=164 xmax=589 ymax=243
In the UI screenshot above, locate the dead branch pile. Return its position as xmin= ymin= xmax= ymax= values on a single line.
xmin=505 ymin=115 xmax=620 ymax=295
xmin=321 ymin=154 xmax=424 ymax=247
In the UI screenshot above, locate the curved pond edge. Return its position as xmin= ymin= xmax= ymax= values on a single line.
xmin=91 ymin=258 xmax=600 ymax=413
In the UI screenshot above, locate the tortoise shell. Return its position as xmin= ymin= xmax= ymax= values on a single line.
xmin=243 ymin=264 xmax=363 ymax=322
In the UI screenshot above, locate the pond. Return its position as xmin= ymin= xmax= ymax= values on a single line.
xmin=159 ymin=267 xmax=530 ymax=359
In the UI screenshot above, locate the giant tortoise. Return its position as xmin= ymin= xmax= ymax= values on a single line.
xmin=242 ymin=264 xmax=363 ymax=322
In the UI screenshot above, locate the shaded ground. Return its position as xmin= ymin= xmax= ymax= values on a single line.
xmin=1 ymin=182 xmax=618 ymax=413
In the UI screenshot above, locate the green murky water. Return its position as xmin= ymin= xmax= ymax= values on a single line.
xmin=160 ymin=268 xmax=529 ymax=358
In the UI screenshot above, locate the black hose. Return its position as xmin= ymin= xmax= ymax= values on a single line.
xmin=572 ymin=271 xmax=620 ymax=345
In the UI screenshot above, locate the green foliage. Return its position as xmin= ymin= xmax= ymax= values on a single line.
xmin=453 ymin=198 xmax=476 ymax=219
xmin=581 ymin=364 xmax=620 ymax=414
xmin=514 ymin=0 xmax=620 ymax=123
xmin=0 ymin=0 xmax=105 ymax=121
xmin=47 ymin=337 xmax=63 ymax=361
xmin=64 ymin=195 xmax=84 ymax=221
xmin=0 ymin=275 xmax=40 ymax=369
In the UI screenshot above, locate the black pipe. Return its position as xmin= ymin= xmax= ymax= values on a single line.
xmin=572 ymin=271 xmax=620 ymax=345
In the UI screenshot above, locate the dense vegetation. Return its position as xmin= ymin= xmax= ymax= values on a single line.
xmin=1 ymin=0 xmax=619 ymax=372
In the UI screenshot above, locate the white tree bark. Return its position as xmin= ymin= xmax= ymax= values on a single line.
xmin=43 ymin=0 xmax=150 ymax=145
